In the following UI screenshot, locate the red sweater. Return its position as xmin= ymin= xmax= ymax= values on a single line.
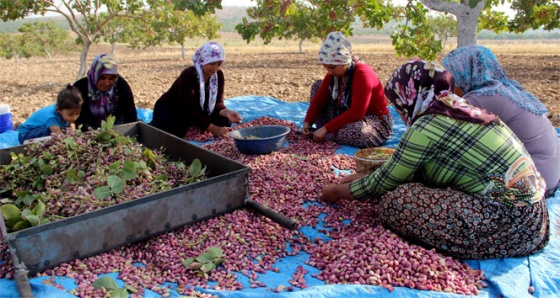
xmin=304 ymin=63 xmax=389 ymax=134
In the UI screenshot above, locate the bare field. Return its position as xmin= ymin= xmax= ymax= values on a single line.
xmin=1 ymin=37 xmax=559 ymax=127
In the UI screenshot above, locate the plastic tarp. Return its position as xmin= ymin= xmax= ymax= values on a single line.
xmin=0 ymin=96 xmax=559 ymax=298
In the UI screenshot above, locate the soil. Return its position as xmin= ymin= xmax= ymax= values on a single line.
xmin=1 ymin=44 xmax=559 ymax=127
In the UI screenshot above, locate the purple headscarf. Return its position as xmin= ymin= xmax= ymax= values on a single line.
xmin=384 ymin=59 xmax=499 ymax=126
xmin=87 ymin=53 xmax=118 ymax=122
xmin=192 ymin=42 xmax=225 ymax=114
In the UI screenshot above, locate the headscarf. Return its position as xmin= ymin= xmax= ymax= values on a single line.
xmin=192 ymin=42 xmax=225 ymax=114
xmin=442 ymin=44 xmax=548 ymax=116
xmin=318 ymin=32 xmax=353 ymax=65
xmin=317 ymin=32 xmax=357 ymax=115
xmin=87 ymin=53 xmax=118 ymax=122
xmin=384 ymin=59 xmax=499 ymax=127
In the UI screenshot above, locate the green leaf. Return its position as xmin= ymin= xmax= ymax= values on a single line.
xmin=182 ymin=257 xmax=195 ymax=268
xmin=188 ymin=158 xmax=202 ymax=176
xmin=206 ymin=246 xmax=223 ymax=258
xmin=32 ymin=200 xmax=46 ymax=217
xmin=1 ymin=204 xmax=21 ymax=219
xmin=121 ymin=160 xmax=137 ymax=179
xmin=93 ymin=186 xmax=112 ymax=199
xmin=214 ymin=257 xmax=225 ymax=266
xmin=65 ymin=168 xmax=78 ymax=180
xmin=65 ymin=137 xmax=77 ymax=150
xmin=6 ymin=216 xmax=23 ymax=228
xmin=108 ymin=161 xmax=122 ymax=172
xmin=107 ymin=175 xmax=125 ymax=194
xmin=196 ymin=252 xmax=214 ymax=263
xmin=13 ymin=220 xmax=30 ymax=231
xmin=25 ymin=214 xmax=39 ymax=226
xmin=110 ymin=288 xmax=128 ymax=298
xmin=142 ymin=148 xmax=157 ymax=169
xmin=21 ymin=193 xmax=36 ymax=206
xmin=200 ymin=262 xmax=216 ymax=273
xmin=92 ymin=275 xmax=120 ymax=291
xmin=38 ymin=158 xmax=53 ymax=175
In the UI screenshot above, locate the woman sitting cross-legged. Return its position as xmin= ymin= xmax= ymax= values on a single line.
xmin=302 ymin=31 xmax=393 ymax=148
xmin=321 ymin=59 xmax=549 ymax=260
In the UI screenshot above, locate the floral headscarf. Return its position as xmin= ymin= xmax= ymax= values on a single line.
xmin=87 ymin=53 xmax=118 ymax=122
xmin=192 ymin=42 xmax=225 ymax=114
xmin=384 ymin=59 xmax=498 ymax=127
xmin=318 ymin=32 xmax=352 ymax=65
xmin=442 ymin=44 xmax=548 ymax=116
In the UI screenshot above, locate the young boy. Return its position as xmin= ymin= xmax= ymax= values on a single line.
xmin=18 ymin=84 xmax=83 ymax=144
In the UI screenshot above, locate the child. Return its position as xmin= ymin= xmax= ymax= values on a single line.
xmin=18 ymin=84 xmax=83 ymax=144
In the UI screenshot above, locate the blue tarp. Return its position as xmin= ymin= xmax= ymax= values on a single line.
xmin=1 ymin=96 xmax=559 ymax=298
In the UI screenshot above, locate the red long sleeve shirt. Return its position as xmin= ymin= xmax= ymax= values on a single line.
xmin=304 ymin=63 xmax=389 ymax=134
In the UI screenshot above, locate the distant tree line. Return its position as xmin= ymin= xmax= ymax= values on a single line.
xmin=0 ymin=1 xmax=558 ymax=77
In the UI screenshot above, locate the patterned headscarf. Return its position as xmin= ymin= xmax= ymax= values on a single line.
xmin=192 ymin=42 xmax=225 ymax=114
xmin=384 ymin=59 xmax=499 ymax=127
xmin=87 ymin=53 xmax=118 ymax=122
xmin=318 ymin=32 xmax=353 ymax=65
xmin=442 ymin=44 xmax=548 ymax=116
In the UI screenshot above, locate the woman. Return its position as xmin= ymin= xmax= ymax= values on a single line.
xmin=150 ymin=42 xmax=242 ymax=138
xmin=442 ymin=45 xmax=560 ymax=198
xmin=74 ymin=53 xmax=137 ymax=131
xmin=322 ymin=60 xmax=549 ymax=260
xmin=302 ymin=32 xmax=392 ymax=148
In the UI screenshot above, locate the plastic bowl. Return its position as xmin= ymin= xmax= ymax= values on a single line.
xmin=229 ymin=125 xmax=291 ymax=155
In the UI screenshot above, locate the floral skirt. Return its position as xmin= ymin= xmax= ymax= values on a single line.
xmin=378 ymin=183 xmax=550 ymax=259
xmin=309 ymin=79 xmax=393 ymax=148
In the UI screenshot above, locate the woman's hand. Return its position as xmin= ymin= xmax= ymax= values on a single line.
xmin=313 ymin=127 xmax=328 ymax=142
xmin=223 ymin=109 xmax=242 ymax=124
xmin=301 ymin=122 xmax=313 ymax=138
xmin=207 ymin=124 xmax=229 ymax=138
xmin=321 ymin=183 xmax=353 ymax=204
xmin=339 ymin=172 xmax=367 ymax=184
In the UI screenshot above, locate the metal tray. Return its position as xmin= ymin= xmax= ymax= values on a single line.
xmin=0 ymin=122 xmax=251 ymax=275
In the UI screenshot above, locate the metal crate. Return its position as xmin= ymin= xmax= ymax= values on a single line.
xmin=0 ymin=122 xmax=251 ymax=275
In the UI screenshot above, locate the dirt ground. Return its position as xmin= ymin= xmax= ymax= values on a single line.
xmin=1 ymin=44 xmax=559 ymax=127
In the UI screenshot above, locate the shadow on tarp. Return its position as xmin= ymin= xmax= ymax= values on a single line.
xmin=1 ymin=96 xmax=559 ymax=298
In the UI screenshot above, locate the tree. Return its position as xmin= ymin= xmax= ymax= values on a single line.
xmin=0 ymin=33 xmax=31 ymax=62
xmin=236 ymin=0 xmax=359 ymax=54
xmin=237 ymin=0 xmax=558 ymax=59
xmin=164 ymin=10 xmax=221 ymax=59
xmin=0 ymin=0 xmax=222 ymax=79
xmin=429 ymin=14 xmax=458 ymax=53
xmin=96 ymin=14 xmax=126 ymax=56
xmin=18 ymin=21 xmax=76 ymax=59
xmin=0 ymin=1 xmax=152 ymax=79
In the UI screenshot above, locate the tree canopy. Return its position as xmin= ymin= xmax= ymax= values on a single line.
xmin=0 ymin=0 xmax=223 ymax=79
xmin=235 ymin=0 xmax=560 ymax=59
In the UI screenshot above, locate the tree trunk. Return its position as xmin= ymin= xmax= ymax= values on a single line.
xmin=419 ymin=0 xmax=485 ymax=48
xmin=44 ymin=46 xmax=52 ymax=59
xmin=76 ymin=39 xmax=91 ymax=81
xmin=181 ymin=42 xmax=186 ymax=59
xmin=298 ymin=39 xmax=303 ymax=54
xmin=152 ymin=46 xmax=156 ymax=56
xmin=111 ymin=43 xmax=116 ymax=56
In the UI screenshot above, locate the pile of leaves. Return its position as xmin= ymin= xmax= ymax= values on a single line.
xmin=0 ymin=117 xmax=207 ymax=232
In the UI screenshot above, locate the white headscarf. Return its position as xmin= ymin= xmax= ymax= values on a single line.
xmin=318 ymin=32 xmax=352 ymax=65
xmin=192 ymin=42 xmax=225 ymax=114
